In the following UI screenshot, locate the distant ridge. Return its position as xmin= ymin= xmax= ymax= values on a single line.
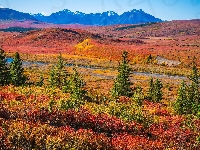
xmin=0 ymin=8 xmax=162 ymax=26
xmin=33 ymin=9 xmax=162 ymax=25
xmin=0 ymin=8 xmax=37 ymax=21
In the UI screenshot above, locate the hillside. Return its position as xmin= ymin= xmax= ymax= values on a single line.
xmin=86 ymin=20 xmax=200 ymax=38
xmin=0 ymin=20 xmax=92 ymax=30
xmin=0 ymin=28 xmax=103 ymax=54
xmin=1 ymin=20 xmax=199 ymax=66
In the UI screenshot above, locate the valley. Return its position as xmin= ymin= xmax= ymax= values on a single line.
xmin=0 ymin=7 xmax=200 ymax=149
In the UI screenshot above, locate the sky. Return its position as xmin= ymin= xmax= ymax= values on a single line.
xmin=0 ymin=0 xmax=200 ymax=21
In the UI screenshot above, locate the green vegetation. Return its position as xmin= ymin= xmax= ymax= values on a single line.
xmin=49 ymin=54 xmax=68 ymax=89
xmin=174 ymin=62 xmax=200 ymax=116
xmin=132 ymin=85 xmax=144 ymax=106
xmin=0 ymin=50 xmax=200 ymax=149
xmin=36 ymin=74 xmax=44 ymax=87
xmin=111 ymin=51 xmax=133 ymax=97
xmin=147 ymin=78 xmax=163 ymax=102
xmin=9 ymin=52 xmax=27 ymax=86
xmin=0 ymin=48 xmax=9 ymax=85
xmin=68 ymin=67 xmax=86 ymax=101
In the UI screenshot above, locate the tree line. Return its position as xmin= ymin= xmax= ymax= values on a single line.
xmin=0 ymin=48 xmax=199 ymax=117
xmin=0 ymin=49 xmax=26 ymax=86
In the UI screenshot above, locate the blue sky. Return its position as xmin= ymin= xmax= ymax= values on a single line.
xmin=0 ymin=0 xmax=200 ymax=21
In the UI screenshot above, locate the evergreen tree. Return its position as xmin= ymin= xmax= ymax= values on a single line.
xmin=174 ymin=80 xmax=190 ymax=114
xmin=147 ymin=78 xmax=163 ymax=102
xmin=188 ymin=62 xmax=200 ymax=114
xmin=112 ymin=51 xmax=132 ymax=97
xmin=49 ymin=65 xmax=57 ymax=87
xmin=49 ymin=54 xmax=68 ymax=89
xmin=189 ymin=61 xmax=199 ymax=85
xmin=174 ymin=62 xmax=200 ymax=116
xmin=153 ymin=79 xmax=163 ymax=102
xmin=147 ymin=77 xmax=154 ymax=101
xmin=0 ymin=48 xmax=9 ymax=86
xmin=36 ymin=74 xmax=44 ymax=87
xmin=9 ymin=52 xmax=26 ymax=86
xmin=69 ymin=67 xmax=86 ymax=100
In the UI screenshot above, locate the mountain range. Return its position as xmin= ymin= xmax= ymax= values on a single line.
xmin=0 ymin=8 xmax=162 ymax=26
xmin=0 ymin=8 xmax=37 ymax=21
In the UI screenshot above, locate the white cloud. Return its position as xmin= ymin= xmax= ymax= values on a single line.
xmin=0 ymin=5 xmax=4 ymax=8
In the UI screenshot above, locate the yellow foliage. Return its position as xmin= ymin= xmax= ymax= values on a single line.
xmin=75 ymin=38 xmax=94 ymax=51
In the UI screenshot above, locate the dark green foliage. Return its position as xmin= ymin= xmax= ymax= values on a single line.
xmin=174 ymin=62 xmax=200 ymax=116
xmin=48 ymin=96 xmax=56 ymax=112
xmin=60 ymin=67 xmax=86 ymax=110
xmin=189 ymin=62 xmax=199 ymax=85
xmin=146 ymin=54 xmax=154 ymax=64
xmin=153 ymin=79 xmax=163 ymax=102
xmin=9 ymin=52 xmax=26 ymax=86
xmin=112 ymin=51 xmax=133 ymax=97
xmin=60 ymin=99 xmax=81 ymax=110
xmin=69 ymin=67 xmax=86 ymax=101
xmin=188 ymin=62 xmax=200 ymax=115
xmin=147 ymin=78 xmax=154 ymax=100
xmin=147 ymin=78 xmax=163 ymax=102
xmin=49 ymin=54 xmax=68 ymax=89
xmin=174 ymin=80 xmax=189 ymax=114
xmin=49 ymin=66 xmax=57 ymax=87
xmin=0 ymin=48 xmax=9 ymax=86
xmin=36 ymin=74 xmax=44 ymax=87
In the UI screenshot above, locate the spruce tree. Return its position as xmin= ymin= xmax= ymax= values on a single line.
xmin=9 ymin=52 xmax=26 ymax=86
xmin=189 ymin=61 xmax=199 ymax=85
xmin=153 ymin=79 xmax=163 ymax=102
xmin=49 ymin=65 xmax=57 ymax=87
xmin=0 ymin=48 xmax=9 ymax=86
xmin=188 ymin=62 xmax=199 ymax=114
xmin=147 ymin=77 xmax=154 ymax=101
xmin=174 ymin=62 xmax=200 ymax=115
xmin=147 ymin=78 xmax=163 ymax=102
xmin=112 ymin=51 xmax=132 ymax=97
xmin=36 ymin=74 xmax=44 ymax=87
xmin=49 ymin=54 xmax=68 ymax=89
xmin=69 ymin=67 xmax=86 ymax=100
xmin=174 ymin=80 xmax=190 ymax=114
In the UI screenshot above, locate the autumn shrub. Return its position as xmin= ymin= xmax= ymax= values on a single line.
xmin=86 ymin=90 xmax=109 ymax=104
xmin=3 ymin=119 xmax=113 ymax=149
xmin=132 ymin=85 xmax=144 ymax=106
xmin=0 ymin=126 xmax=9 ymax=149
xmin=60 ymin=98 xmax=82 ymax=111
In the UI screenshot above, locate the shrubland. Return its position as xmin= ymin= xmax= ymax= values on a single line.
xmin=0 ymin=50 xmax=199 ymax=149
